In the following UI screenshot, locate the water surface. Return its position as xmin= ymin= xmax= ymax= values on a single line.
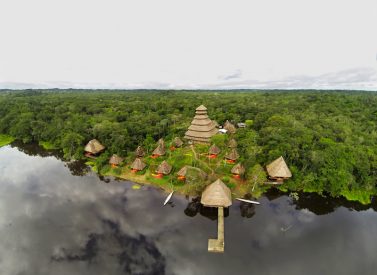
xmin=0 ymin=144 xmax=376 ymax=275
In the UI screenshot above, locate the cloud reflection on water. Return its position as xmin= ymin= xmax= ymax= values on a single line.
xmin=0 ymin=145 xmax=377 ymax=275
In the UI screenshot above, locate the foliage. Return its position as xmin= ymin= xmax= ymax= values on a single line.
xmin=1 ymin=90 xmax=377 ymax=203
xmin=0 ymin=134 xmax=15 ymax=147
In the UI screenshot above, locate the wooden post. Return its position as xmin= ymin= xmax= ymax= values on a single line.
xmin=208 ymin=207 xmax=225 ymax=253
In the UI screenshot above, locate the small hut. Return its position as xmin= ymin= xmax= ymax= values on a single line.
xmin=130 ymin=158 xmax=146 ymax=172
xmin=152 ymin=144 xmax=166 ymax=158
xmin=231 ymin=163 xmax=245 ymax=179
xmin=158 ymin=138 xmax=165 ymax=146
xmin=84 ymin=139 xmax=105 ymax=157
xmin=266 ymin=156 xmax=292 ymax=183
xmin=156 ymin=160 xmax=172 ymax=176
xmin=177 ymin=165 xmax=207 ymax=182
xmin=237 ymin=122 xmax=246 ymax=128
xmin=171 ymin=137 xmax=183 ymax=149
xmin=109 ymin=154 xmax=124 ymax=168
xmin=225 ymin=149 xmax=239 ymax=163
xmin=223 ymin=120 xmax=236 ymax=134
xmin=201 ymin=179 xmax=232 ymax=208
xmin=201 ymin=179 xmax=232 ymax=253
xmin=228 ymin=139 xmax=237 ymax=148
xmin=208 ymin=144 xmax=221 ymax=158
xmin=135 ymin=146 xmax=145 ymax=158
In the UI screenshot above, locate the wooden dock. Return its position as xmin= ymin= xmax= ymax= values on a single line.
xmin=208 ymin=207 xmax=224 ymax=253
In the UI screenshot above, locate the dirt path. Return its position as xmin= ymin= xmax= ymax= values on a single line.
xmin=190 ymin=145 xmax=215 ymax=174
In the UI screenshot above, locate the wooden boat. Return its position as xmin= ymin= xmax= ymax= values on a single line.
xmin=164 ymin=191 xmax=174 ymax=206
xmin=236 ymin=198 xmax=260 ymax=205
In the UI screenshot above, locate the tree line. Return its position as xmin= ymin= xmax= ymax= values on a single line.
xmin=1 ymin=89 xmax=376 ymax=202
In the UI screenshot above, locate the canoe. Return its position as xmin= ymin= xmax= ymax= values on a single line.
xmin=164 ymin=191 xmax=174 ymax=206
xmin=236 ymin=198 xmax=260 ymax=205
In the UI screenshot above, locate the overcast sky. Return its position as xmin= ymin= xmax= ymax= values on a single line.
xmin=0 ymin=0 xmax=376 ymax=90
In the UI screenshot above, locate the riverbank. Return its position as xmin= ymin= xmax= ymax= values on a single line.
xmin=0 ymin=135 xmax=15 ymax=147
xmin=84 ymin=143 xmax=268 ymax=199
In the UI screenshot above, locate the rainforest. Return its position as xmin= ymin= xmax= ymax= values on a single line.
xmin=0 ymin=89 xmax=376 ymax=204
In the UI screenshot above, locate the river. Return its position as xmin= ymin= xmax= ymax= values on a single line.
xmin=0 ymin=143 xmax=377 ymax=275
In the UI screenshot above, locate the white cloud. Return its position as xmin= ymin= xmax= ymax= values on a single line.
xmin=0 ymin=0 xmax=376 ymax=90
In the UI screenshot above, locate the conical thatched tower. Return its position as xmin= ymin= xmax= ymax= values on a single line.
xmin=201 ymin=179 xmax=232 ymax=208
xmin=135 ymin=146 xmax=145 ymax=157
xmin=208 ymin=144 xmax=221 ymax=155
xmin=156 ymin=160 xmax=172 ymax=175
xmin=224 ymin=120 xmax=236 ymax=134
xmin=266 ymin=156 xmax=292 ymax=181
xmin=231 ymin=163 xmax=245 ymax=175
xmin=225 ymin=149 xmax=239 ymax=161
xmin=131 ymin=158 xmax=146 ymax=171
xmin=152 ymin=144 xmax=166 ymax=156
xmin=84 ymin=139 xmax=105 ymax=155
xmin=228 ymin=139 xmax=237 ymax=148
xmin=172 ymin=137 xmax=183 ymax=147
xmin=109 ymin=154 xmax=124 ymax=166
xmin=184 ymin=105 xmax=218 ymax=143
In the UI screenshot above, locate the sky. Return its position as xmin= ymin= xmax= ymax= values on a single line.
xmin=0 ymin=0 xmax=376 ymax=90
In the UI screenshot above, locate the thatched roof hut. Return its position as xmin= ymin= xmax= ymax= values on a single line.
xmin=131 ymin=158 xmax=146 ymax=171
xmin=135 ymin=146 xmax=145 ymax=157
xmin=228 ymin=139 xmax=237 ymax=148
xmin=225 ymin=149 xmax=239 ymax=161
xmin=266 ymin=156 xmax=292 ymax=179
xmin=152 ymin=144 xmax=166 ymax=156
xmin=201 ymin=179 xmax=232 ymax=208
xmin=173 ymin=137 xmax=183 ymax=147
xmin=156 ymin=160 xmax=172 ymax=175
xmin=184 ymin=105 xmax=218 ymax=143
xmin=177 ymin=165 xmax=207 ymax=181
xmin=231 ymin=163 xmax=245 ymax=175
xmin=158 ymin=138 xmax=165 ymax=146
xmin=109 ymin=154 xmax=124 ymax=165
xmin=177 ymin=166 xmax=189 ymax=177
xmin=84 ymin=139 xmax=105 ymax=154
xmin=209 ymin=144 xmax=221 ymax=155
xmin=223 ymin=120 xmax=236 ymax=134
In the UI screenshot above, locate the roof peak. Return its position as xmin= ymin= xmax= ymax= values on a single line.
xmin=196 ymin=105 xmax=207 ymax=111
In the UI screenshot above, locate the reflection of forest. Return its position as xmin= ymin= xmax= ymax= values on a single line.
xmin=12 ymin=141 xmax=93 ymax=177
xmin=264 ymin=188 xmax=376 ymax=215
xmin=11 ymin=141 xmax=63 ymax=159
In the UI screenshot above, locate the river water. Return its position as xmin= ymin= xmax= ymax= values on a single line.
xmin=0 ymin=144 xmax=377 ymax=275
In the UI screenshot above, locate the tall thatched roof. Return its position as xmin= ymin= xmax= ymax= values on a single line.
xmin=177 ymin=165 xmax=207 ymax=179
xmin=208 ymin=144 xmax=221 ymax=155
xmin=266 ymin=156 xmax=292 ymax=178
xmin=109 ymin=154 xmax=124 ymax=165
xmin=184 ymin=105 xmax=218 ymax=143
xmin=201 ymin=179 xmax=232 ymax=208
xmin=231 ymin=163 xmax=245 ymax=175
xmin=224 ymin=120 xmax=236 ymax=134
xmin=156 ymin=160 xmax=172 ymax=175
xmin=228 ymin=139 xmax=237 ymax=148
xmin=152 ymin=144 xmax=166 ymax=156
xmin=173 ymin=137 xmax=183 ymax=147
xmin=225 ymin=149 xmax=239 ymax=160
xmin=131 ymin=158 xmax=146 ymax=171
xmin=84 ymin=139 xmax=105 ymax=154
xmin=135 ymin=146 xmax=145 ymax=157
